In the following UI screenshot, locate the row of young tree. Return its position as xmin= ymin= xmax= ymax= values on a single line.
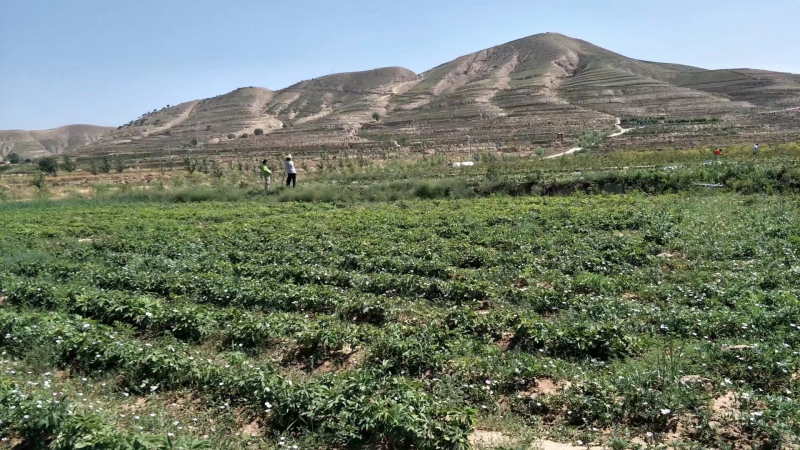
xmin=36 ymin=155 xmax=130 ymax=176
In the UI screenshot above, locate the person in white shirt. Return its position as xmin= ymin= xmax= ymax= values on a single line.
xmin=752 ymin=144 xmax=759 ymax=156
xmin=285 ymin=155 xmax=297 ymax=187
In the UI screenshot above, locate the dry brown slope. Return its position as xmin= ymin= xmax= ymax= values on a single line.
xmin=0 ymin=125 xmax=112 ymax=159
xmin=268 ymin=67 xmax=420 ymax=128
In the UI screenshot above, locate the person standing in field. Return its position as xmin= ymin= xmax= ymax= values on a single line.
xmin=260 ymin=159 xmax=272 ymax=193
xmin=285 ymin=155 xmax=297 ymax=188
xmin=713 ymin=148 xmax=722 ymax=163
xmin=752 ymin=144 xmax=760 ymax=155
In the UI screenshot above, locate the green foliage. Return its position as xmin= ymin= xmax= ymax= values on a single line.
xmin=113 ymin=158 xmax=129 ymax=173
xmin=372 ymin=112 xmax=381 ymax=122
xmin=60 ymin=154 xmax=77 ymax=172
xmin=88 ymin=159 xmax=100 ymax=175
xmin=1 ymin=189 xmax=799 ymax=448
xmin=37 ymin=157 xmax=58 ymax=175
xmin=6 ymin=152 xmax=20 ymax=164
xmin=100 ymin=155 xmax=112 ymax=174
xmin=184 ymin=156 xmax=197 ymax=174
xmin=578 ymin=129 xmax=607 ymax=150
xmin=254 ymin=128 xmax=264 ymax=136
xmin=30 ymin=172 xmax=46 ymax=189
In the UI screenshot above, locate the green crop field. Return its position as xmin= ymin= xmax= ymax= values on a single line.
xmin=1 ymin=189 xmax=799 ymax=448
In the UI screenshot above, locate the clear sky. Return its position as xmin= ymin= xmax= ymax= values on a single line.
xmin=1 ymin=0 xmax=798 ymax=130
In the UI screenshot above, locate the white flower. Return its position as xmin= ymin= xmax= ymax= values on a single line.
xmin=660 ymin=408 xmax=671 ymax=415
xmin=167 ymin=433 xmax=174 ymax=437
xmin=82 ymin=323 xmax=91 ymax=329
xmin=173 ymin=421 xmax=179 ymax=426
xmin=150 ymin=385 xmax=159 ymax=392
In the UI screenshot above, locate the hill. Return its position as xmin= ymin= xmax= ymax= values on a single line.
xmin=7 ymin=32 xmax=800 ymax=160
xmin=0 ymin=125 xmax=112 ymax=160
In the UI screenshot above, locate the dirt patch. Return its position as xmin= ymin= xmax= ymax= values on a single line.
xmin=522 ymin=378 xmax=570 ymax=399
xmin=657 ymin=252 xmax=678 ymax=258
xmin=77 ymin=238 xmax=93 ymax=243
xmin=494 ymin=332 xmax=515 ymax=351
xmin=469 ymin=430 xmax=514 ymax=448
xmin=712 ymin=391 xmax=740 ymax=419
xmin=0 ymin=296 xmax=6 ymax=306
xmin=241 ymin=421 xmax=262 ymax=437
xmin=122 ymin=397 xmax=148 ymax=412
xmin=723 ymin=344 xmax=755 ymax=352
xmin=536 ymin=440 xmax=602 ymax=450
xmin=621 ymin=292 xmax=640 ymax=301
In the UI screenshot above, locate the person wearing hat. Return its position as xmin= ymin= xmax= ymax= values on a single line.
xmin=285 ymin=154 xmax=297 ymax=187
xmin=260 ymin=159 xmax=272 ymax=193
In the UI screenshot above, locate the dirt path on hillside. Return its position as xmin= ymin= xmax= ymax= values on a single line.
xmin=545 ymin=118 xmax=632 ymax=159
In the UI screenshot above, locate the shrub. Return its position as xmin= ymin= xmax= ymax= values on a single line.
xmin=37 ymin=157 xmax=58 ymax=175
xmin=30 ymin=172 xmax=46 ymax=189
xmin=114 ymin=158 xmax=129 ymax=173
xmin=240 ymin=133 xmax=248 ymax=139
xmin=101 ymin=156 xmax=112 ymax=174
xmin=372 ymin=112 xmax=381 ymax=122
xmin=6 ymin=153 xmax=20 ymax=164
xmin=61 ymin=155 xmax=77 ymax=172
xmin=227 ymin=134 xmax=236 ymax=139
xmin=254 ymin=128 xmax=264 ymax=136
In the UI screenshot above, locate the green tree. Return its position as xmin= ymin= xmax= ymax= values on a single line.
xmin=184 ymin=156 xmax=197 ymax=174
xmin=7 ymin=153 xmax=20 ymax=164
xmin=114 ymin=158 xmax=129 ymax=173
xmin=254 ymin=128 xmax=264 ymax=136
xmin=61 ymin=155 xmax=77 ymax=172
xmin=240 ymin=133 xmax=248 ymax=139
xmin=372 ymin=112 xmax=381 ymax=122
xmin=31 ymin=172 xmax=46 ymax=189
xmin=37 ymin=157 xmax=58 ymax=176
xmin=101 ymin=156 xmax=112 ymax=174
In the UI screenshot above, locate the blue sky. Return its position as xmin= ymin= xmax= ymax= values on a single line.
xmin=1 ymin=0 xmax=798 ymax=130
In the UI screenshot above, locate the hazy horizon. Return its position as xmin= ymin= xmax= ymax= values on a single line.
xmin=1 ymin=0 xmax=799 ymax=130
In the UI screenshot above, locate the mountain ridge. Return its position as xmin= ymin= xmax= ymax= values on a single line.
xmin=5 ymin=32 xmax=800 ymax=159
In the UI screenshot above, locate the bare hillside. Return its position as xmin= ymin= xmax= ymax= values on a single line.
xmin=0 ymin=125 xmax=112 ymax=160
xmin=11 ymin=32 xmax=800 ymax=159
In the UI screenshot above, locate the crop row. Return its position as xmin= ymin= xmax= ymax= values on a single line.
xmin=0 ymin=308 xmax=475 ymax=449
xmin=0 ymin=376 xmax=209 ymax=449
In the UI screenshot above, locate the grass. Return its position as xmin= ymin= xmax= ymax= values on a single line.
xmin=1 ymin=191 xmax=799 ymax=448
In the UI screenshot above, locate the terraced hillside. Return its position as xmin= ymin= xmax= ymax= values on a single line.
xmin=10 ymin=32 xmax=800 ymax=161
xmin=0 ymin=125 xmax=112 ymax=160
